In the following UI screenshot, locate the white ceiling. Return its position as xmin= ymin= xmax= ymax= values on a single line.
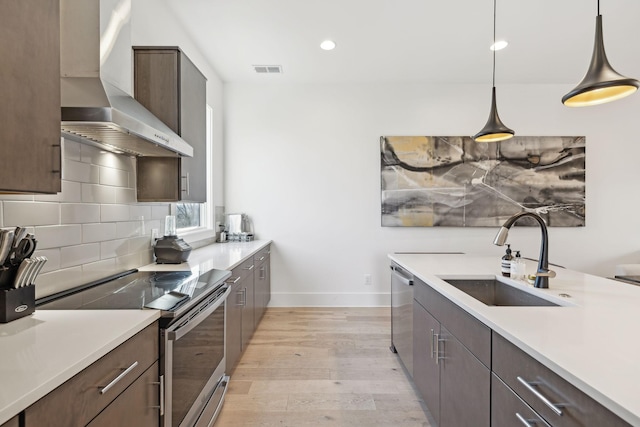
xmin=166 ymin=0 xmax=640 ymax=85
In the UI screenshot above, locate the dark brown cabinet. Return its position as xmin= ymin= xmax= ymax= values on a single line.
xmin=412 ymin=278 xmax=490 ymax=427
xmin=492 ymin=333 xmax=630 ymax=427
xmin=0 ymin=0 xmax=61 ymax=194
xmin=133 ymin=47 xmax=207 ymax=202
xmin=25 ymin=322 xmax=159 ymax=427
xmin=254 ymin=246 xmax=271 ymax=326
xmin=491 ymin=373 xmax=550 ymax=427
xmin=0 ymin=415 xmax=19 ymax=427
xmin=226 ymin=247 xmax=272 ymax=373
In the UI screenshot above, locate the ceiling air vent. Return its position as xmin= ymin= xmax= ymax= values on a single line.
xmin=253 ymin=65 xmax=283 ymax=74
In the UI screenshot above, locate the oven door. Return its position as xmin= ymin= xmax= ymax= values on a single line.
xmin=164 ymin=285 xmax=231 ymax=427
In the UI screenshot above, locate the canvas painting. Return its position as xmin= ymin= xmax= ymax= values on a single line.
xmin=381 ymin=136 xmax=585 ymax=227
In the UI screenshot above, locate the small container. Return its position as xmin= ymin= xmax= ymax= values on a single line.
xmin=510 ymin=251 xmax=526 ymax=281
xmin=501 ymin=244 xmax=513 ymax=277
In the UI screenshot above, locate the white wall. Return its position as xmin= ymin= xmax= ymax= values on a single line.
xmin=224 ymin=82 xmax=640 ymax=306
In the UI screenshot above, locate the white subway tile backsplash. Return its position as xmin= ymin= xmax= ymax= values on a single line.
xmin=130 ymin=205 xmax=152 ymax=221
xmin=62 ymin=159 xmax=92 ymax=182
xmin=35 ymin=225 xmax=82 ymax=249
xmin=35 ymin=266 xmax=83 ymax=299
xmin=100 ymin=238 xmax=129 ymax=259
xmin=100 ymin=166 xmax=129 ymax=187
xmin=32 ymin=249 xmax=61 ymax=273
xmin=101 ymin=204 xmax=131 ymax=222
xmin=60 ymin=243 xmax=100 ymax=268
xmin=63 ymin=139 xmax=81 ymax=161
xmin=116 ymin=253 xmax=140 ymax=271
xmin=83 ymin=223 xmax=117 ymax=243
xmin=82 ymin=258 xmax=118 ymax=284
xmin=4 ymin=202 xmax=60 ymax=226
xmin=128 ymin=236 xmax=151 ymax=254
xmin=81 ymin=184 xmax=116 ymax=204
xmin=152 ymin=205 xmax=171 ymax=220
xmin=116 ymin=221 xmax=140 ymax=238
xmin=61 ymin=203 xmax=100 ymax=224
xmin=115 ymin=188 xmax=136 ymax=204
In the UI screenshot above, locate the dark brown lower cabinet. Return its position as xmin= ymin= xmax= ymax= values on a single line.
xmin=0 ymin=415 xmax=19 ymax=427
xmin=226 ymin=277 xmax=243 ymax=373
xmin=254 ymin=251 xmax=270 ymax=325
xmin=439 ymin=326 xmax=490 ymax=427
xmin=412 ymin=301 xmax=490 ymax=427
xmin=87 ymin=361 xmax=159 ymax=427
xmin=413 ymin=300 xmax=441 ymax=424
xmin=492 ymin=373 xmax=550 ymax=427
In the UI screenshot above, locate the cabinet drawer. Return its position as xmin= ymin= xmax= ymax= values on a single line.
xmin=26 ymin=322 xmax=159 ymax=427
xmin=253 ymin=245 xmax=271 ymax=266
xmin=86 ymin=361 xmax=160 ymax=427
xmin=414 ymin=278 xmax=491 ymax=367
xmin=492 ymin=333 xmax=630 ymax=427
xmin=230 ymin=257 xmax=256 ymax=282
xmin=492 ymin=373 xmax=550 ymax=427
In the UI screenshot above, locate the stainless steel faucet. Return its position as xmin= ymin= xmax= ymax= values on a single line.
xmin=493 ymin=211 xmax=556 ymax=288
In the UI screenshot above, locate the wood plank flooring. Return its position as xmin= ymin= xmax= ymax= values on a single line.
xmin=216 ymin=307 xmax=432 ymax=426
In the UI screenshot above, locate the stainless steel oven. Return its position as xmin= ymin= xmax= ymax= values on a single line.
xmin=163 ymin=283 xmax=231 ymax=427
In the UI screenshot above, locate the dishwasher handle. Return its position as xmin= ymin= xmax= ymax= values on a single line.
xmin=390 ymin=265 xmax=413 ymax=286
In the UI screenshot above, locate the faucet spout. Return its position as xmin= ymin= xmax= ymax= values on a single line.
xmin=492 ymin=211 xmax=553 ymax=289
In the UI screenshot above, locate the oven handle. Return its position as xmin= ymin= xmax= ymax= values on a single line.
xmin=167 ymin=286 xmax=231 ymax=342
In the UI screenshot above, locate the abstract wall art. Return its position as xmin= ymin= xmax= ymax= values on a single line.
xmin=381 ymin=136 xmax=585 ymax=227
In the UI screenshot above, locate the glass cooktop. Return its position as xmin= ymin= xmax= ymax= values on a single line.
xmin=37 ymin=269 xmax=231 ymax=312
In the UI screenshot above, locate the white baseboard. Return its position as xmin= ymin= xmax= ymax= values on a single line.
xmin=268 ymin=292 xmax=391 ymax=307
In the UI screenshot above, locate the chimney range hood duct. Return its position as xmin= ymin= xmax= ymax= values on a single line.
xmin=60 ymin=0 xmax=193 ymax=157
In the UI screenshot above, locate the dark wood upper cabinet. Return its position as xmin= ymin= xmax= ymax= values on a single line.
xmin=0 ymin=0 xmax=61 ymax=194
xmin=133 ymin=47 xmax=207 ymax=202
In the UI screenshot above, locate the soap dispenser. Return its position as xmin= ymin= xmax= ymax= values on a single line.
xmin=510 ymin=250 xmax=525 ymax=280
xmin=501 ymin=244 xmax=513 ymax=277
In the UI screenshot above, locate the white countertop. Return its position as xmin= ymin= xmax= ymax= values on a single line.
xmin=0 ymin=240 xmax=271 ymax=425
xmin=389 ymin=253 xmax=640 ymax=426
xmin=138 ymin=239 xmax=272 ymax=275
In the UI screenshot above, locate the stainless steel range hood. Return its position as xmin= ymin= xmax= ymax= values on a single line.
xmin=60 ymin=0 xmax=193 ymax=157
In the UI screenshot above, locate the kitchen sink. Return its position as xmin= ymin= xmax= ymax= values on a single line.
xmin=440 ymin=278 xmax=560 ymax=307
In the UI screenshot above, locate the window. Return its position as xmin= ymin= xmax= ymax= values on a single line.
xmin=176 ymin=105 xmax=213 ymax=231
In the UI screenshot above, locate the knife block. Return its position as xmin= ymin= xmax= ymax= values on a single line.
xmin=0 ymin=265 xmax=18 ymax=289
xmin=0 ymin=284 xmax=35 ymax=323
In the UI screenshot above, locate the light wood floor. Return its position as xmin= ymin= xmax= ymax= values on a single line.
xmin=216 ymin=307 xmax=432 ymax=426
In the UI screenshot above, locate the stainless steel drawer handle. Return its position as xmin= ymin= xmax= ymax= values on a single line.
xmin=515 ymin=412 xmax=536 ymax=426
xmin=516 ymin=376 xmax=564 ymax=416
xmin=151 ymin=375 xmax=165 ymax=416
xmin=434 ymin=333 xmax=442 ymax=365
xmin=430 ymin=329 xmax=435 ymax=359
xmin=226 ymin=276 xmax=241 ymax=284
xmin=100 ymin=361 xmax=139 ymax=395
xmin=243 ymin=264 xmax=254 ymax=271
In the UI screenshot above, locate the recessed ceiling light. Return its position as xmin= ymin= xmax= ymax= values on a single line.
xmin=490 ymin=40 xmax=508 ymax=51
xmin=320 ymin=40 xmax=336 ymax=51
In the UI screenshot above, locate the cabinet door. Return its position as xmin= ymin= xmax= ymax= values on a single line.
xmin=254 ymin=256 xmax=269 ymax=326
xmin=226 ymin=279 xmax=243 ymax=373
xmin=241 ymin=273 xmax=255 ymax=350
xmin=178 ymin=53 xmax=207 ymax=202
xmin=0 ymin=0 xmax=61 ymax=194
xmin=412 ymin=300 xmax=440 ymax=425
xmin=86 ymin=361 xmax=160 ymax=427
xmin=439 ymin=326 xmax=490 ymax=427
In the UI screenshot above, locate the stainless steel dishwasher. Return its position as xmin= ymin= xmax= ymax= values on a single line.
xmin=390 ymin=262 xmax=414 ymax=375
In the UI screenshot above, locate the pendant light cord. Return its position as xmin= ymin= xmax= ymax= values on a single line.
xmin=597 ymin=0 xmax=600 ymax=15
xmin=492 ymin=0 xmax=496 ymax=87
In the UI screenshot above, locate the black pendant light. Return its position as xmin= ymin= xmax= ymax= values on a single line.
xmin=473 ymin=0 xmax=514 ymax=142
xmin=562 ymin=0 xmax=639 ymax=107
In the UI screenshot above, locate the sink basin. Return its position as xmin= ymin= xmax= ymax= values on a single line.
xmin=441 ymin=278 xmax=560 ymax=307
